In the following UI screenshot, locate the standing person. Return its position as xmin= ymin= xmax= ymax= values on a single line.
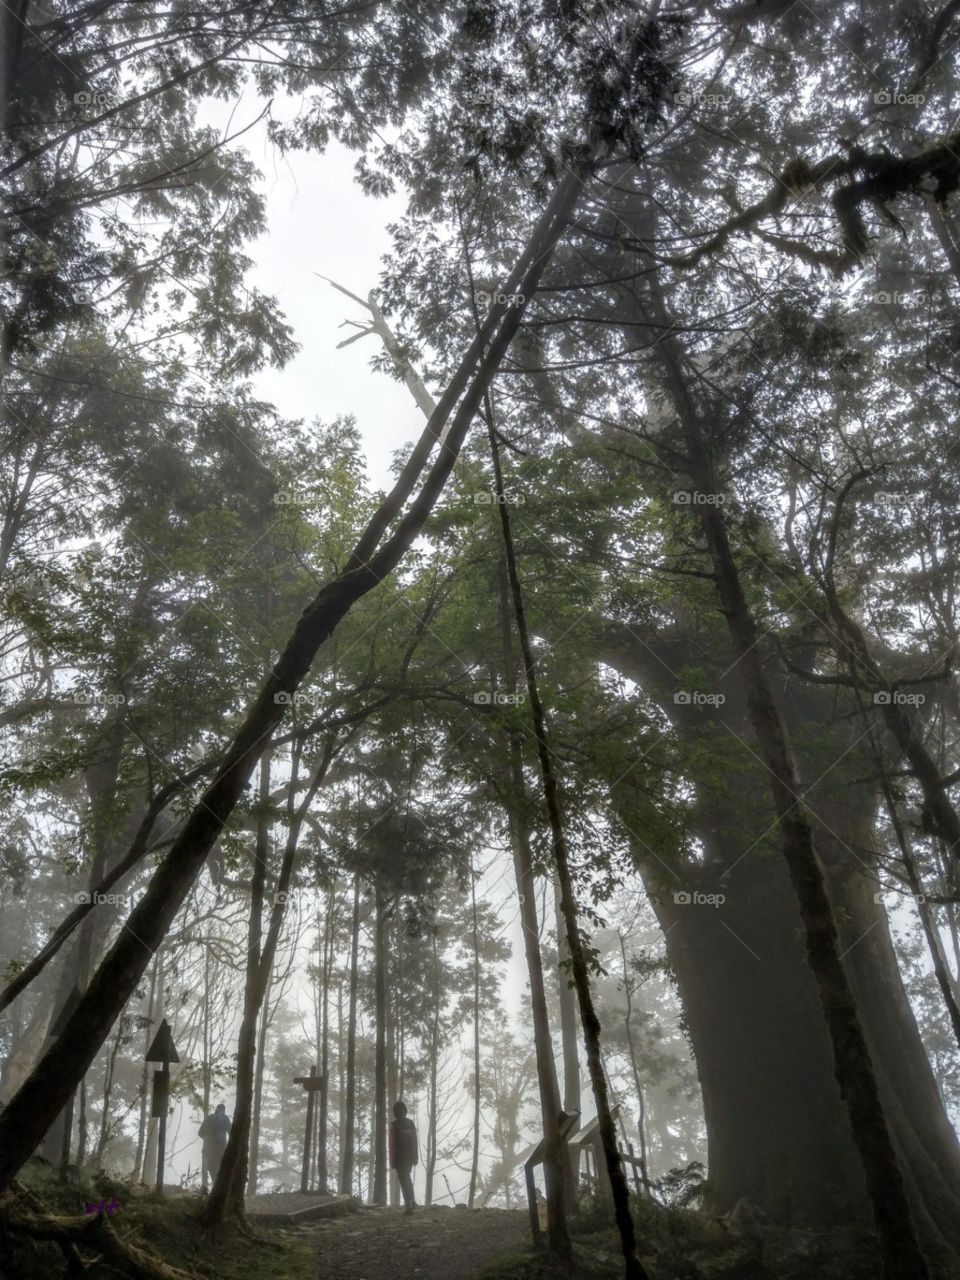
xmin=199 ymin=1102 xmax=231 ymax=1182
xmin=388 ymin=1100 xmax=419 ymax=1215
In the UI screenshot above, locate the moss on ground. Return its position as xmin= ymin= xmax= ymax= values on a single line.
xmin=1 ymin=1160 xmax=315 ymax=1280
xmin=473 ymin=1194 xmax=960 ymax=1280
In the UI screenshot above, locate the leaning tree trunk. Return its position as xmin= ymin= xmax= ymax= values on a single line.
xmin=658 ymin=329 xmax=930 ymax=1280
xmin=0 ymin=161 xmax=587 ymax=1196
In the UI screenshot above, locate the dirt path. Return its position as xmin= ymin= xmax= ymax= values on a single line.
xmin=301 ymin=1205 xmax=529 ymax=1280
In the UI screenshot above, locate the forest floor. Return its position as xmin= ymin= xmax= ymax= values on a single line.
xmin=302 ymin=1204 xmax=530 ymax=1280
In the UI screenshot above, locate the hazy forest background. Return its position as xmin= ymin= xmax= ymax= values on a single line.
xmin=3 ymin=3 xmax=960 ymax=1280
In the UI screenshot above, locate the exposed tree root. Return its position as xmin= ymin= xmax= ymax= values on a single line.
xmin=3 ymin=1181 xmax=199 ymax=1280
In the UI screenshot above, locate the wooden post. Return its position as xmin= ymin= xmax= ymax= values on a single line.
xmin=294 ymin=1067 xmax=323 ymax=1194
xmin=144 ymin=1018 xmax=179 ymax=1198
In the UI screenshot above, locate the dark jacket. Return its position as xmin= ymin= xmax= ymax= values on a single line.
xmin=389 ymin=1116 xmax=419 ymax=1169
xmin=199 ymin=1112 xmax=231 ymax=1144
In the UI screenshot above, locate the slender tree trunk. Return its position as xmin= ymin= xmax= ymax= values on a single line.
xmin=339 ymin=876 xmax=361 ymax=1196
xmin=554 ymin=876 xmax=581 ymax=1117
xmin=201 ymin=944 xmax=212 ymax=1191
xmin=426 ymin=928 xmax=440 ymax=1207
xmin=207 ymin=746 xmax=273 ymax=1223
xmin=495 ymin=570 xmax=572 ymax=1260
xmin=619 ymin=933 xmax=649 ymax=1194
xmin=489 ymin=432 xmax=645 ymax=1280
xmin=134 ymin=951 xmax=162 ymax=1183
xmin=318 ymin=883 xmax=335 ymax=1193
xmin=655 ymin=325 xmax=929 ymax=1280
xmin=469 ymin=862 xmax=482 ymax=1210
xmin=247 ymin=986 xmax=270 ymax=1194
xmin=0 ymin=164 xmax=585 ymax=1195
xmin=386 ymin=909 xmax=399 ymax=1209
xmin=372 ymin=883 xmax=388 ymax=1205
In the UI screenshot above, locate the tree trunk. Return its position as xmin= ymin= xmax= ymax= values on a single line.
xmin=554 ymin=875 xmax=581 ymax=1117
xmin=468 ymin=862 xmax=482 ymax=1210
xmin=372 ymin=883 xmax=388 ymax=1206
xmin=658 ymin=328 xmax=929 ymax=1279
xmin=339 ymin=876 xmax=361 ymax=1196
xmin=425 ymin=927 xmax=441 ymax=1207
xmin=207 ymin=746 xmax=273 ymax=1223
xmin=247 ymin=986 xmax=270 ymax=1194
xmin=488 ymin=417 xmax=646 ymax=1280
xmin=0 ymin=160 xmax=586 ymax=1197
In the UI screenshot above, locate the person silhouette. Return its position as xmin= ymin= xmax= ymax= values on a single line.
xmin=388 ymin=1100 xmax=419 ymax=1214
xmin=199 ymin=1102 xmax=231 ymax=1181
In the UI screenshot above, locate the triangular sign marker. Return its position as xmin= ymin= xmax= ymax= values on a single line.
xmin=145 ymin=1018 xmax=180 ymax=1063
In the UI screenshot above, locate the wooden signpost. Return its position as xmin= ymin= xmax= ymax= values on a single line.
xmin=145 ymin=1018 xmax=180 ymax=1194
xmin=293 ymin=1066 xmax=324 ymax=1193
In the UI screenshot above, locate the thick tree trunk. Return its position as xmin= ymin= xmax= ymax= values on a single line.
xmin=663 ymin=343 xmax=929 ymax=1278
xmin=0 ymin=162 xmax=586 ymax=1196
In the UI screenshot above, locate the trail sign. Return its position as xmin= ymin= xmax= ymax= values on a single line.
xmin=145 ymin=1018 xmax=180 ymax=1063
xmin=145 ymin=1018 xmax=180 ymax=1194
